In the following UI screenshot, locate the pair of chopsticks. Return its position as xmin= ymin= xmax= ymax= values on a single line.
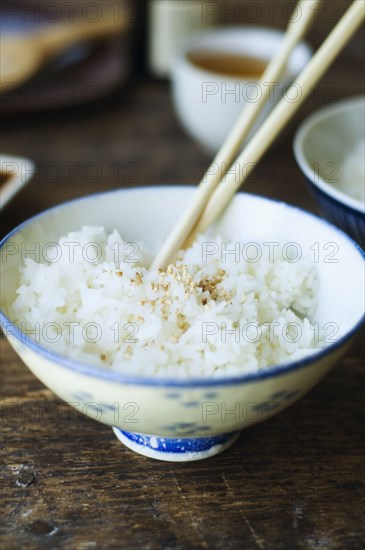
xmin=152 ymin=0 xmax=364 ymax=270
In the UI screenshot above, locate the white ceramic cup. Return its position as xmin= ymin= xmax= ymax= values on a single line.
xmin=172 ymin=26 xmax=312 ymax=153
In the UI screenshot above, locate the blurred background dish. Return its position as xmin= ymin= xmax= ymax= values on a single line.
xmin=0 ymin=0 xmax=135 ymax=114
xmin=1 ymin=40 xmax=131 ymax=115
xmin=294 ymin=96 xmax=365 ymax=248
xmin=171 ymin=26 xmax=312 ymax=153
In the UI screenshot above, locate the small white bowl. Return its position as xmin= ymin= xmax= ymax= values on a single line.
xmin=1 ymin=188 xmax=364 ymax=461
xmin=172 ymin=26 xmax=312 ymax=153
xmin=294 ymin=96 xmax=365 ymax=247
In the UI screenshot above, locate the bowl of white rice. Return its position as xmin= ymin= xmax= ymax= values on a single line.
xmin=294 ymin=96 xmax=365 ymax=248
xmin=1 ymin=187 xmax=364 ymax=461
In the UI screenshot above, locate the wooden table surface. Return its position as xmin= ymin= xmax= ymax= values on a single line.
xmin=1 ymin=33 xmax=365 ymax=550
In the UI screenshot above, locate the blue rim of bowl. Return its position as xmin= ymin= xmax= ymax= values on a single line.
xmin=306 ymin=176 xmax=365 ymax=225
xmin=293 ymin=96 xmax=365 ymax=215
xmin=1 ymin=186 xmax=364 ymax=388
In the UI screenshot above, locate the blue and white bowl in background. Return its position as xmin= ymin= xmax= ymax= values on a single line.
xmin=294 ymin=96 xmax=365 ymax=249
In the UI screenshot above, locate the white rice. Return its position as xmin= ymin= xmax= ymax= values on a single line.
xmin=9 ymin=226 xmax=321 ymax=379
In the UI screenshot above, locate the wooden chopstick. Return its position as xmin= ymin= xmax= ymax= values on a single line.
xmin=151 ymin=0 xmax=321 ymax=270
xmin=153 ymin=0 xmax=364 ymax=269
xmin=191 ymin=0 xmax=364 ymax=237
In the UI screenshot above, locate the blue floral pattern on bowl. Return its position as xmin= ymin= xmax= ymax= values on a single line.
xmin=113 ymin=428 xmax=241 ymax=461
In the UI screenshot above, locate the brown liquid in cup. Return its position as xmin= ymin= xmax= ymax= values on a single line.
xmin=187 ymin=50 xmax=267 ymax=79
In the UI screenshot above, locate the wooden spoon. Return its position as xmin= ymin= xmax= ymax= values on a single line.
xmin=1 ymin=9 xmax=130 ymax=92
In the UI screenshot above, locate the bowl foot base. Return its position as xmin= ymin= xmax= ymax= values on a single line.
xmin=113 ymin=428 xmax=241 ymax=462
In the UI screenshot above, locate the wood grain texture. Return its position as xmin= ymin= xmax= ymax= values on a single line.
xmin=1 ymin=11 xmax=364 ymax=548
